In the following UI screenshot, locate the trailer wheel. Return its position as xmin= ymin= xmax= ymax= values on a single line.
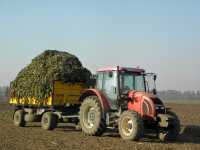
xmin=80 ymin=96 xmax=106 ymax=136
xmin=41 ymin=112 xmax=57 ymax=130
xmin=118 ymin=110 xmax=144 ymax=141
xmin=159 ymin=111 xmax=180 ymax=141
xmin=13 ymin=109 xmax=26 ymax=127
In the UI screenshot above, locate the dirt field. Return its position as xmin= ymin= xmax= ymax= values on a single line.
xmin=0 ymin=101 xmax=200 ymax=150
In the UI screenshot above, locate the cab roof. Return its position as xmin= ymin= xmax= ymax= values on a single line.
xmin=97 ymin=66 xmax=145 ymax=73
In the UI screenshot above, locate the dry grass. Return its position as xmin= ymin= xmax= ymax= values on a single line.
xmin=0 ymin=101 xmax=200 ymax=150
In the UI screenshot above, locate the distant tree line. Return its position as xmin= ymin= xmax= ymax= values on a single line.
xmin=158 ymin=90 xmax=200 ymax=100
xmin=0 ymin=86 xmax=9 ymax=101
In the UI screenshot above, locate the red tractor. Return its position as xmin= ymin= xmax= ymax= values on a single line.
xmin=79 ymin=66 xmax=180 ymax=141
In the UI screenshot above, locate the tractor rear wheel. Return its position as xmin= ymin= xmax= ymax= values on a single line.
xmin=118 ymin=110 xmax=144 ymax=141
xmin=41 ymin=112 xmax=57 ymax=130
xmin=13 ymin=109 xmax=26 ymax=127
xmin=80 ymin=96 xmax=106 ymax=136
xmin=159 ymin=111 xmax=180 ymax=141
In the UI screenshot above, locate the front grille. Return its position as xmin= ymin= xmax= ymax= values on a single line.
xmin=143 ymin=102 xmax=148 ymax=114
xmin=142 ymin=100 xmax=153 ymax=115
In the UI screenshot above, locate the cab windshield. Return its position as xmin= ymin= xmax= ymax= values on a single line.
xmin=120 ymin=72 xmax=146 ymax=92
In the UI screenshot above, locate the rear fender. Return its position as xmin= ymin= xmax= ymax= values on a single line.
xmin=79 ymin=89 xmax=110 ymax=112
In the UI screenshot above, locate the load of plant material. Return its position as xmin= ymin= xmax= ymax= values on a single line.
xmin=10 ymin=50 xmax=91 ymax=100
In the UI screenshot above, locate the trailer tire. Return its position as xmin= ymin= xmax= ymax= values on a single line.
xmin=118 ymin=110 xmax=144 ymax=141
xmin=41 ymin=112 xmax=57 ymax=130
xmin=13 ymin=109 xmax=26 ymax=127
xmin=80 ymin=96 xmax=106 ymax=136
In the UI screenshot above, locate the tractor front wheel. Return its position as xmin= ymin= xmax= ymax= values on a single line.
xmin=80 ymin=96 xmax=106 ymax=136
xmin=118 ymin=110 xmax=144 ymax=141
xmin=159 ymin=111 xmax=180 ymax=141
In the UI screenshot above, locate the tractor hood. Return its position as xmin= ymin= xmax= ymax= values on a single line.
xmin=127 ymin=90 xmax=164 ymax=118
xmin=128 ymin=90 xmax=163 ymax=105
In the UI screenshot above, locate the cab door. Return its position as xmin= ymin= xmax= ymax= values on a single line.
xmin=96 ymin=71 xmax=118 ymax=110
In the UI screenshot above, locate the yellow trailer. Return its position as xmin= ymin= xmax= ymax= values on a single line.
xmin=10 ymin=81 xmax=87 ymax=130
xmin=9 ymin=81 xmax=85 ymax=107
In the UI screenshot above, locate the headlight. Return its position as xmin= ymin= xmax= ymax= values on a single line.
xmin=155 ymin=105 xmax=165 ymax=110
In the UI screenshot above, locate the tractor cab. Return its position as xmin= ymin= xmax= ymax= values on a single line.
xmin=96 ymin=66 xmax=157 ymax=109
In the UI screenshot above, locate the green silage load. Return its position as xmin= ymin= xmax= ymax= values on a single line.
xmin=10 ymin=50 xmax=91 ymax=100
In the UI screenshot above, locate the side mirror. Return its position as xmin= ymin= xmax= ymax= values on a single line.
xmin=153 ymin=75 xmax=157 ymax=81
xmin=153 ymin=88 xmax=157 ymax=95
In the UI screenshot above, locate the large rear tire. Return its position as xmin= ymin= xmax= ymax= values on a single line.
xmin=118 ymin=110 xmax=144 ymax=141
xmin=41 ymin=112 xmax=57 ymax=130
xmin=13 ymin=109 xmax=26 ymax=127
xmin=80 ymin=96 xmax=106 ymax=136
xmin=159 ymin=111 xmax=180 ymax=141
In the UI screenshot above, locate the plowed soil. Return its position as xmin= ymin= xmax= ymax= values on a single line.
xmin=0 ymin=101 xmax=200 ymax=150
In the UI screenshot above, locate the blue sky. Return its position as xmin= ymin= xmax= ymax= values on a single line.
xmin=0 ymin=0 xmax=200 ymax=91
